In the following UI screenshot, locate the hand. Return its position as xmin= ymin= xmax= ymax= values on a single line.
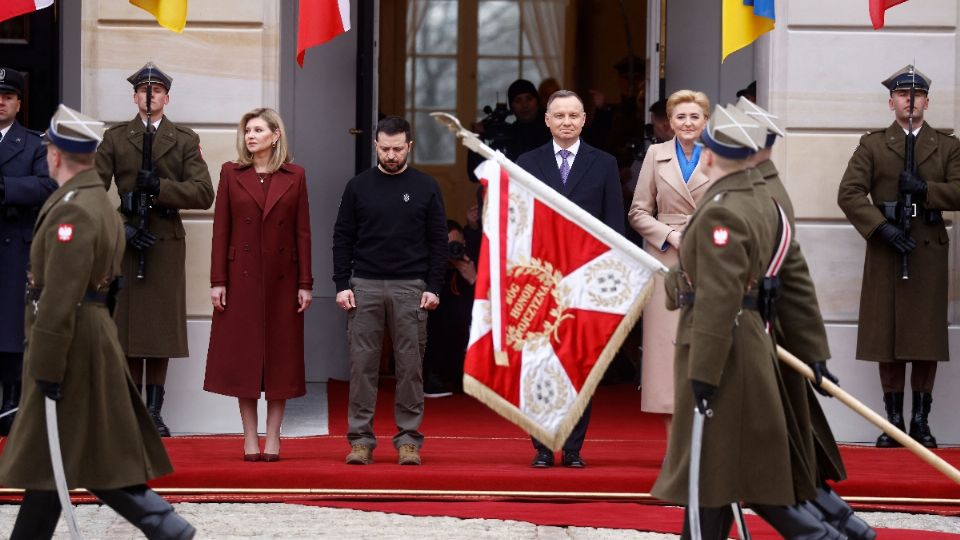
xmin=466 ymin=205 xmax=480 ymax=229
xmin=452 ymin=257 xmax=477 ymax=285
xmin=336 ymin=289 xmax=355 ymax=311
xmin=124 ymin=223 xmax=157 ymax=250
xmin=811 ymin=361 xmax=839 ymax=397
xmin=899 ymin=171 xmax=927 ymax=201
xmin=420 ymin=291 xmax=440 ymax=310
xmin=873 ymin=222 xmax=916 ymax=254
xmin=691 ymin=379 xmax=717 ymax=415
xmin=297 ymin=288 xmax=313 ymax=313
xmin=666 ymin=230 xmax=681 ymax=250
xmin=136 ymin=169 xmax=160 ymax=196
xmin=211 ymin=286 xmax=227 ymax=312
xmin=36 ymin=379 xmax=62 ymax=401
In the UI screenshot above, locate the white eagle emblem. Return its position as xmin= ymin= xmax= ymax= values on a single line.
xmin=403 ymin=193 xmax=411 ymax=202
xmin=712 ymin=226 xmax=729 ymax=247
xmin=57 ymin=224 xmax=74 ymax=243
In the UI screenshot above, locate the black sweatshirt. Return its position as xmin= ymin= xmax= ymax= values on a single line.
xmin=332 ymin=166 xmax=448 ymax=294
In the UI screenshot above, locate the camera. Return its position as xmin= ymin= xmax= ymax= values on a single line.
xmin=479 ymin=102 xmax=516 ymax=154
xmin=448 ymin=240 xmax=466 ymax=260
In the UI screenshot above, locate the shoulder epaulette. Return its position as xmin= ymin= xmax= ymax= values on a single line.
xmin=936 ymin=128 xmax=956 ymax=138
xmin=25 ymin=128 xmax=43 ymax=138
xmin=60 ymin=190 xmax=79 ymax=204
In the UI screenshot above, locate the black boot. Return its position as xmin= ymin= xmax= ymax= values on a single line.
xmin=908 ymin=391 xmax=937 ymax=448
xmin=752 ymin=502 xmax=846 ymax=539
xmin=146 ymin=384 xmax=171 ymax=437
xmin=680 ymin=504 xmax=734 ymax=540
xmin=0 ymin=381 xmax=21 ymax=436
xmin=91 ymin=485 xmax=195 ymax=540
xmin=812 ymin=485 xmax=877 ymax=540
xmin=10 ymin=490 xmax=61 ymax=540
xmin=876 ymin=392 xmax=904 ymax=448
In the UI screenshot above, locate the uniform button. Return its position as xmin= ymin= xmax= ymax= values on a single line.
xmin=243 ymin=271 xmax=249 ymax=277
xmin=3 ymin=238 xmax=10 ymax=244
xmin=244 ymin=217 xmax=252 ymax=224
xmin=243 ymin=244 xmax=250 ymax=252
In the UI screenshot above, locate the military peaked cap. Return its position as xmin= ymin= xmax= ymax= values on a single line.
xmin=0 ymin=67 xmax=25 ymax=97
xmin=700 ymin=104 xmax=765 ymax=160
xmin=127 ymin=61 xmax=173 ymax=90
xmin=44 ymin=104 xmax=105 ymax=154
xmin=735 ymin=96 xmax=783 ymax=148
xmin=882 ymin=65 xmax=930 ymax=93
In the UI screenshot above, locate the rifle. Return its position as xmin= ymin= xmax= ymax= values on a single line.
xmin=899 ymin=73 xmax=917 ymax=280
xmin=120 ymin=79 xmax=157 ymax=279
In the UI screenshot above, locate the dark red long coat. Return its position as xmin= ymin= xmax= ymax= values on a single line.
xmin=203 ymin=162 xmax=313 ymax=400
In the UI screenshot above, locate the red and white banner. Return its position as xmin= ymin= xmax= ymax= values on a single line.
xmin=0 ymin=0 xmax=53 ymax=24
xmin=297 ymin=0 xmax=351 ymax=67
xmin=464 ymin=159 xmax=663 ymax=450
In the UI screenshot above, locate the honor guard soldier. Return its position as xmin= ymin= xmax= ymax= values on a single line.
xmin=0 ymin=104 xmax=195 ymax=540
xmin=739 ymin=98 xmax=876 ymax=540
xmin=838 ymin=65 xmax=960 ymax=449
xmin=652 ymin=105 xmax=846 ymax=539
xmin=0 ymin=67 xmax=56 ymax=435
xmin=96 ymin=62 xmax=214 ymax=436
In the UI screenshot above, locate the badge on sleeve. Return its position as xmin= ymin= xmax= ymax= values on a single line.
xmin=57 ymin=224 xmax=74 ymax=243
xmin=712 ymin=226 xmax=729 ymax=247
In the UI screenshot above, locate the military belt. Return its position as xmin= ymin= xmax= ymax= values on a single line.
xmin=25 ymin=287 xmax=110 ymax=305
xmin=676 ymin=291 xmax=760 ymax=311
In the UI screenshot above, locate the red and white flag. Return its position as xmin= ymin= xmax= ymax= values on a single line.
xmin=0 ymin=0 xmax=53 ymax=24
xmin=297 ymin=0 xmax=351 ymax=67
xmin=464 ymin=159 xmax=663 ymax=450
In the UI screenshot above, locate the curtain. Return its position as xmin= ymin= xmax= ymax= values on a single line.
xmin=520 ymin=0 xmax=567 ymax=83
xmin=406 ymin=0 xmax=429 ymax=55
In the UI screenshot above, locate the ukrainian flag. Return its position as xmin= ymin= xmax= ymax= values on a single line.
xmin=722 ymin=0 xmax=775 ymax=62
xmin=130 ymin=0 xmax=188 ymax=33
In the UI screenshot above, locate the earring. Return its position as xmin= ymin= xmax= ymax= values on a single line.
xmin=272 ymin=140 xmax=277 ymax=148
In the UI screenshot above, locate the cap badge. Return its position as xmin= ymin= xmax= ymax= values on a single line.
xmin=712 ymin=226 xmax=729 ymax=247
xmin=0 ymin=69 xmax=6 ymax=81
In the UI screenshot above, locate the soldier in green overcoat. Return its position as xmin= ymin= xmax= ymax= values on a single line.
xmin=95 ymin=62 xmax=214 ymax=436
xmin=739 ymin=98 xmax=876 ymax=540
xmin=837 ymin=66 xmax=960 ymax=449
xmin=652 ymin=106 xmax=845 ymax=539
xmin=0 ymin=105 xmax=194 ymax=540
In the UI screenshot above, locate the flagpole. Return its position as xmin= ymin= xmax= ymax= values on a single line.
xmin=776 ymin=345 xmax=960 ymax=486
xmin=431 ymin=113 xmax=668 ymax=276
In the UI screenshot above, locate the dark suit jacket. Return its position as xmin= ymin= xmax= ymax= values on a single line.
xmin=516 ymin=140 xmax=625 ymax=234
xmin=0 ymin=121 xmax=55 ymax=353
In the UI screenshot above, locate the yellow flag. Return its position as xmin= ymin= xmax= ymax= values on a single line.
xmin=130 ymin=0 xmax=188 ymax=33
xmin=722 ymin=0 xmax=775 ymax=63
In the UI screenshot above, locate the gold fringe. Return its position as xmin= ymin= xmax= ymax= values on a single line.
xmin=464 ymin=277 xmax=654 ymax=451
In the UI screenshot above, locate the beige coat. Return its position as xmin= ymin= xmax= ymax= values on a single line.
xmin=627 ymin=139 xmax=710 ymax=413
xmin=0 ymin=169 xmax=173 ymax=489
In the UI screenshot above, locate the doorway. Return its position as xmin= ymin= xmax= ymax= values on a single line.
xmin=0 ymin=5 xmax=59 ymax=131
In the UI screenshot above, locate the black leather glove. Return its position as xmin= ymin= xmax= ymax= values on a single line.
xmin=124 ymin=223 xmax=157 ymax=251
xmin=691 ymin=379 xmax=717 ymax=415
xmin=899 ymin=171 xmax=928 ymax=201
xmin=136 ymin=169 xmax=160 ymax=196
xmin=36 ymin=380 xmax=62 ymax=401
xmin=811 ymin=361 xmax=839 ymax=397
xmin=874 ymin=222 xmax=917 ymax=254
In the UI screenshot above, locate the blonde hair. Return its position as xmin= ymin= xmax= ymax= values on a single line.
xmin=666 ymin=90 xmax=710 ymax=119
xmin=235 ymin=108 xmax=291 ymax=172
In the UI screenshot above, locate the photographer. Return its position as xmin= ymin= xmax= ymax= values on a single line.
xmin=468 ymin=79 xmax=552 ymax=181
xmin=423 ymin=220 xmax=477 ymax=397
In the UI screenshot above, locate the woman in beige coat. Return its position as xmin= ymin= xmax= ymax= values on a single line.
xmin=628 ymin=90 xmax=711 ymax=434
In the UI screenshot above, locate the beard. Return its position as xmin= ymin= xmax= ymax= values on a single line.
xmin=378 ymin=154 xmax=408 ymax=173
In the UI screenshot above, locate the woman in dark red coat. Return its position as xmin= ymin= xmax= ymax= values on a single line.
xmin=204 ymin=108 xmax=313 ymax=461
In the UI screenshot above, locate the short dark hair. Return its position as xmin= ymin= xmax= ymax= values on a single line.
xmin=546 ymin=90 xmax=584 ymax=110
xmin=376 ymin=116 xmax=412 ymax=142
xmin=447 ymin=219 xmax=464 ymax=233
xmin=649 ymin=99 xmax=668 ymax=120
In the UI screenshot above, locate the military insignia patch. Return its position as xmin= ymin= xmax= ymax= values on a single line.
xmin=403 ymin=193 xmax=411 ymax=202
xmin=712 ymin=226 xmax=729 ymax=246
xmin=57 ymin=224 xmax=74 ymax=243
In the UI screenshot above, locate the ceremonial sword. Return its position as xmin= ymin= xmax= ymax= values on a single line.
xmin=45 ymin=396 xmax=83 ymax=539
xmin=688 ymin=405 xmax=708 ymax=540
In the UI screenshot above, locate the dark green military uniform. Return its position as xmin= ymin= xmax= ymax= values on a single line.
xmin=838 ymin=122 xmax=960 ymax=363
xmin=0 ymin=168 xmax=172 ymax=489
xmin=96 ymin=115 xmax=213 ymax=357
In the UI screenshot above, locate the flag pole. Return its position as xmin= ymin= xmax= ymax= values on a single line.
xmin=776 ymin=345 xmax=960 ymax=486
xmin=431 ymin=112 xmax=668 ymax=275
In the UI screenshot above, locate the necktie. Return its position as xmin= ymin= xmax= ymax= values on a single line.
xmin=558 ymin=149 xmax=571 ymax=184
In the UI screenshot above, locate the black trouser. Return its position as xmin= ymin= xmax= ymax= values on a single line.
xmin=532 ymin=402 xmax=592 ymax=453
xmin=879 ymin=361 xmax=937 ymax=392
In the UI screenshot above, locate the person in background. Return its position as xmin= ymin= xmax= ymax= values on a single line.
xmin=736 ymin=80 xmax=757 ymax=103
xmin=627 ymin=90 xmax=711 ymax=438
xmin=423 ymin=220 xmax=477 ymax=397
xmin=203 ymin=108 xmax=313 ymax=462
xmin=96 ymin=62 xmax=215 ymax=436
xmin=0 ymin=67 xmax=55 ymax=435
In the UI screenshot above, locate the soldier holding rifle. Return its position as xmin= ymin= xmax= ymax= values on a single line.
xmin=838 ymin=65 xmax=960 ymax=449
xmin=96 ymin=62 xmax=214 ymax=436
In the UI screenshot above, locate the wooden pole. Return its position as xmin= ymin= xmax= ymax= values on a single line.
xmin=777 ymin=345 xmax=960 ymax=486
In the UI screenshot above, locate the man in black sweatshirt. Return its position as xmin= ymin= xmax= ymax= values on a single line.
xmin=332 ymin=116 xmax=448 ymax=466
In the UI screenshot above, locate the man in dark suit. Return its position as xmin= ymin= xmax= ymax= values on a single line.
xmin=516 ymin=89 xmax=625 ymax=468
xmin=0 ymin=67 xmax=56 ymax=435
